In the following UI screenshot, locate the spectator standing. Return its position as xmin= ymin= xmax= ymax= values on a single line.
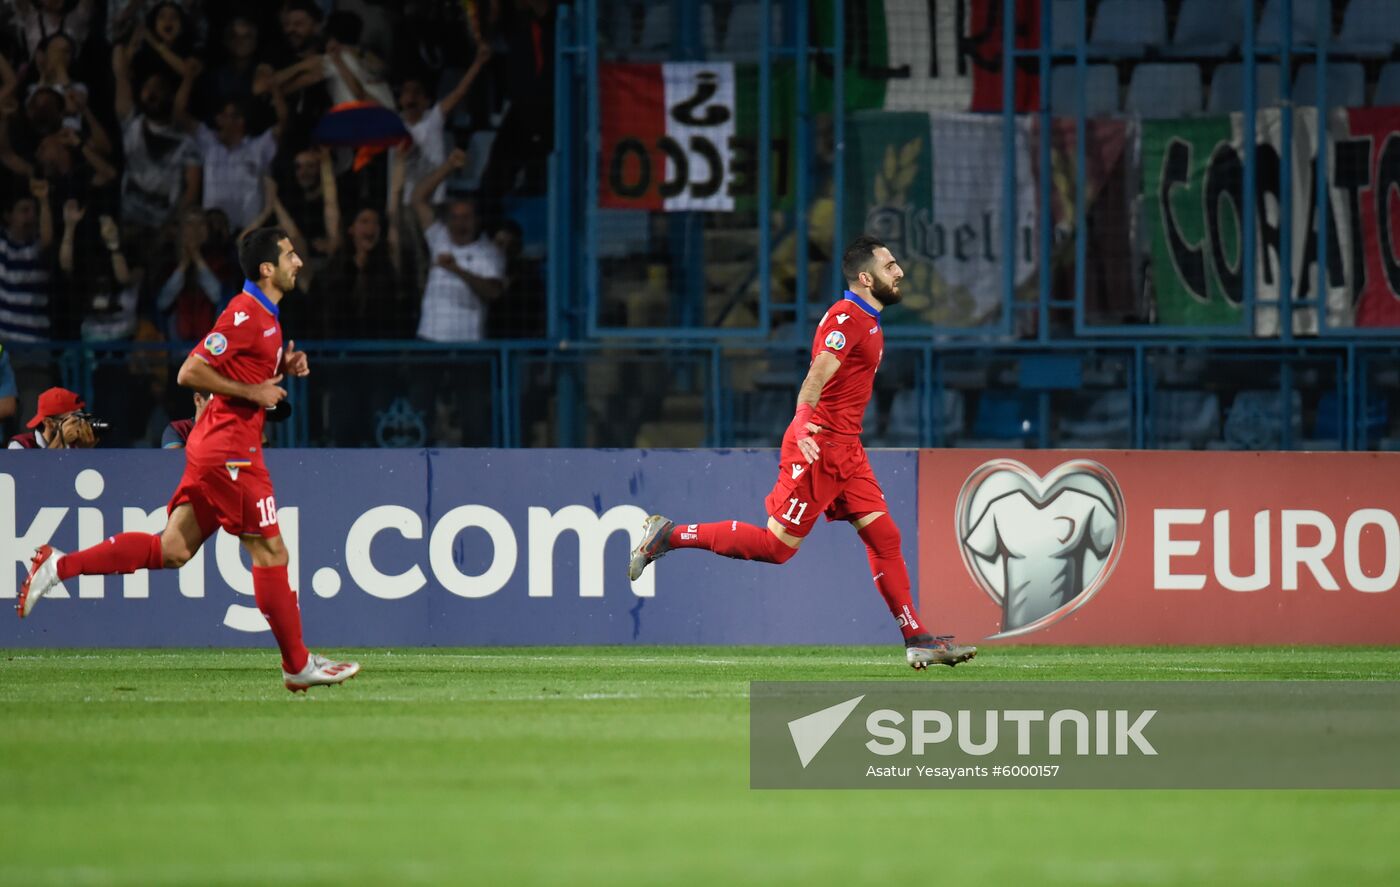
xmin=155 ymin=207 xmax=221 ymax=341
xmin=411 ymin=150 xmax=503 ymax=343
xmin=192 ymin=94 xmax=286 ymax=232
xmin=485 ymin=218 xmax=546 ymax=339
xmin=13 ymin=0 xmax=94 ymax=62
xmin=60 ymin=204 xmax=138 ymax=341
xmin=113 ymin=35 xmax=200 ymax=256
xmin=0 ymin=181 xmax=54 ymax=343
xmin=480 ymin=0 xmax=555 ymax=201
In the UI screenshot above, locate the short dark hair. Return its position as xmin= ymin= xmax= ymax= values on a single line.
xmin=841 ymin=235 xmax=887 ymax=284
xmin=285 ymin=0 xmax=324 ymax=22
xmin=326 ymin=11 xmax=362 ymax=45
xmin=239 ymin=228 xmax=288 ymax=281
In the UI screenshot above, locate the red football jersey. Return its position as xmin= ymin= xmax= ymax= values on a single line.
xmin=809 ymin=293 xmax=884 ymax=435
xmin=185 ymin=287 xmax=283 ymax=466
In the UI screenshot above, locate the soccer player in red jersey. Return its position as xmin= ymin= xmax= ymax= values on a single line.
xmin=17 ymin=228 xmax=360 ymax=692
xmin=628 ymin=236 xmax=976 ymax=669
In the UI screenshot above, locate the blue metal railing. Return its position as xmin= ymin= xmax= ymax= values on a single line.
xmin=7 ymin=339 xmax=1399 ymax=452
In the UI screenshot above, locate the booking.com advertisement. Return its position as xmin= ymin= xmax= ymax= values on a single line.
xmin=1 ymin=449 xmax=915 ymax=648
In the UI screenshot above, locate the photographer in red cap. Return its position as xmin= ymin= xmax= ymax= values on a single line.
xmin=6 ymin=387 xmax=102 ymax=449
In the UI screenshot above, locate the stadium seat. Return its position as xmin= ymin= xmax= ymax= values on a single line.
xmin=1207 ymin=63 xmax=1283 ymax=113
xmin=1051 ymin=64 xmax=1120 ymax=116
xmin=1223 ymin=390 xmax=1303 ymax=450
xmin=1152 ymin=390 xmax=1221 ymax=448
xmin=1257 ymin=0 xmax=1321 ymax=48
xmin=1375 ymin=63 xmax=1400 ymax=107
xmin=1050 ymin=0 xmax=1085 ymax=50
xmin=967 ymin=392 xmax=1037 ymax=445
xmin=1089 ymin=0 xmax=1168 ymax=58
xmin=1312 ymin=390 xmax=1389 ymax=445
xmin=1335 ymin=0 xmax=1400 ymax=59
xmin=639 ymin=2 xmax=672 ymax=51
xmin=1169 ymin=0 xmax=1244 ymax=58
xmin=1125 ymin=64 xmax=1203 ymax=118
xmin=708 ymin=2 xmax=767 ymax=59
xmin=1059 ymin=390 xmax=1132 ymax=448
xmin=1294 ymin=63 xmax=1367 ymax=109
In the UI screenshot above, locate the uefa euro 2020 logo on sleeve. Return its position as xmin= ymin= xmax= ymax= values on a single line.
xmin=955 ymin=460 xmax=1126 ymax=639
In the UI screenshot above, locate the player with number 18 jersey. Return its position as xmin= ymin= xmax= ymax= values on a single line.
xmin=171 ymin=283 xmax=285 ymax=538
xmin=19 ymin=229 xmax=360 ymax=692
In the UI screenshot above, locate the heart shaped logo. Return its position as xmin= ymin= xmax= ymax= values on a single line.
xmin=955 ymin=459 xmax=1126 ymax=639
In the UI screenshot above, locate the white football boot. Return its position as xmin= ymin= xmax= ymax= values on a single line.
xmin=283 ymin=653 xmax=361 ymax=693
xmin=905 ymin=634 xmax=978 ymax=669
xmin=627 ymin=514 xmax=675 ymax=581
xmin=17 ymin=545 xmax=65 ymax=619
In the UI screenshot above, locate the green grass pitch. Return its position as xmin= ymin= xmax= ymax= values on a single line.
xmin=2 ymin=647 xmax=1399 ymax=886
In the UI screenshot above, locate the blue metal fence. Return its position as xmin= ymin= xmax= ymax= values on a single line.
xmin=8 ymin=2 xmax=1399 ymax=452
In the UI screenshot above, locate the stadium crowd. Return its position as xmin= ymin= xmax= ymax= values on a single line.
xmin=0 ymin=0 xmax=553 ymax=444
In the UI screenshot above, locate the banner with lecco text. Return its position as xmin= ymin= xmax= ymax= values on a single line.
xmin=919 ymin=450 xmax=1400 ymax=645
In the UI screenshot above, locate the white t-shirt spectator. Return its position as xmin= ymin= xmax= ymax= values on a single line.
xmin=396 ymin=103 xmax=447 ymax=207
xmin=120 ymin=114 xmax=201 ymax=228
xmin=195 ymin=124 xmax=277 ymax=230
xmin=323 ymin=51 xmax=396 ymax=108
xmin=417 ymin=222 xmax=505 ymax=342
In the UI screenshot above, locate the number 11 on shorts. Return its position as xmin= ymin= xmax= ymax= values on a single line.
xmin=256 ymin=495 xmax=278 ymax=528
xmin=782 ymin=497 xmax=808 ymax=524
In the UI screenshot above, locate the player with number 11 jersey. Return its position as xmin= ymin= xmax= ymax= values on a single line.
xmin=627 ymin=236 xmax=976 ymax=670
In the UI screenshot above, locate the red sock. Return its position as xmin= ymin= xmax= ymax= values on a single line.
xmin=668 ymin=520 xmax=797 ymax=564
xmin=857 ymin=515 xmax=926 ymax=641
xmin=57 ymin=533 xmax=163 ymax=580
xmin=252 ymin=564 xmax=309 ymax=674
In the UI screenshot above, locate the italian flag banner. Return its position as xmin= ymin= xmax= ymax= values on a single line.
xmin=599 ymin=62 xmax=737 ymax=211
xmin=1341 ymin=106 xmax=1400 ymax=328
xmin=599 ymin=63 xmax=793 ymax=212
xmin=813 ymin=0 xmax=1036 ymax=114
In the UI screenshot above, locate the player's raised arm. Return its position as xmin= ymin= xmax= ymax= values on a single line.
xmin=791 ymin=351 xmax=841 ymax=464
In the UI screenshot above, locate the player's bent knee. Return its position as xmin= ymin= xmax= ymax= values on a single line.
xmin=856 ymin=513 xmax=902 ymax=556
xmin=243 ymin=534 xmax=289 ymax=568
xmin=162 ymin=544 xmax=194 ymax=569
xmin=765 ymin=532 xmax=800 ymax=564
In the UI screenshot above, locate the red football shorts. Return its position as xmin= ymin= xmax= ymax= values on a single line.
xmin=168 ymin=460 xmax=280 ymax=539
xmin=763 ymin=429 xmax=888 ymax=538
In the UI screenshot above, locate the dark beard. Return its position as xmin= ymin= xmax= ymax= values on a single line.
xmin=871 ymin=276 xmax=902 ymax=305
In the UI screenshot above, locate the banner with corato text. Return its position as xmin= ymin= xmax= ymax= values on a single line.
xmin=919 ymin=450 xmax=1400 ymax=645
xmin=1138 ymin=107 xmax=1398 ymax=334
xmin=1 ymin=450 xmax=916 ymax=647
